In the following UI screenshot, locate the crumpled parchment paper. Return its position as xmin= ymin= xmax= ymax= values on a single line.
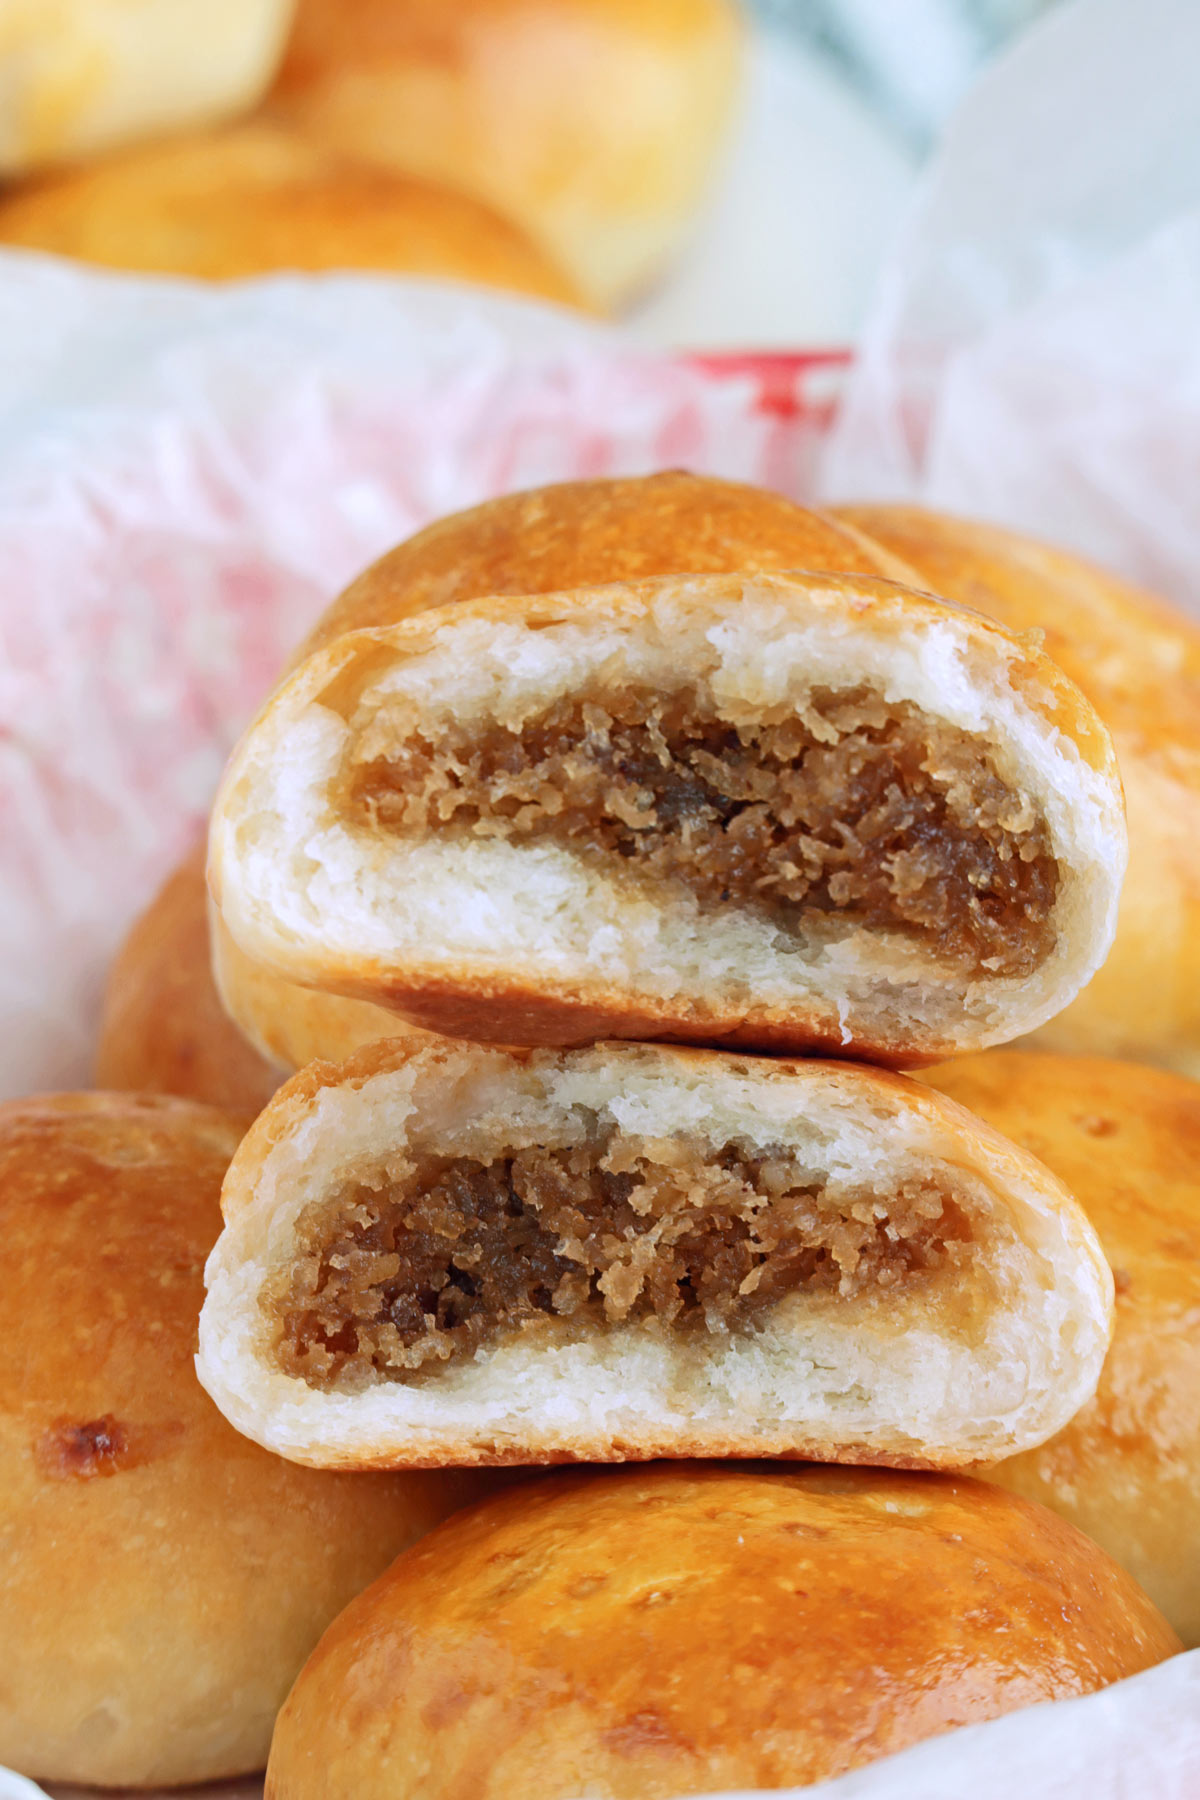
xmin=821 ymin=0 xmax=1200 ymax=616
xmin=0 ymin=256 xmax=833 ymax=1101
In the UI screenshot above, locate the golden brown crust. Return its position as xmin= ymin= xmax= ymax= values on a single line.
xmin=838 ymin=504 xmax=1200 ymax=1073
xmin=265 ymin=1464 xmax=1180 ymax=1798
xmin=210 ymin=568 xmax=1126 ymax=1062
xmin=95 ymin=842 xmax=281 ymax=1117
xmin=922 ymin=1049 xmax=1200 ymax=1647
xmin=268 ymin=0 xmax=744 ymax=306
xmin=0 ymin=120 xmax=582 ymax=299
xmin=0 ymin=1090 xmax=487 ymax=1788
xmin=301 ymin=471 xmax=917 ymax=654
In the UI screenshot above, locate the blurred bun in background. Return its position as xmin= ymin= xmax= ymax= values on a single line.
xmin=267 ymin=0 xmax=745 ymax=307
xmin=0 ymin=0 xmax=295 ymax=173
xmin=94 ymin=843 xmax=281 ymax=1117
xmin=0 ymin=120 xmax=583 ymax=298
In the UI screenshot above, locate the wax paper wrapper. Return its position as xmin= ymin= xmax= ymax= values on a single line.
xmin=821 ymin=0 xmax=1200 ymax=616
xmin=0 ymin=254 xmax=842 ymax=1102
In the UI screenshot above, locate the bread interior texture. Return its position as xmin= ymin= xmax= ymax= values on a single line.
xmin=265 ymin=1126 xmax=983 ymax=1392
xmin=349 ymin=683 xmax=1059 ymax=979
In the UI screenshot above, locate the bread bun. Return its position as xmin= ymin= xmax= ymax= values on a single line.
xmin=0 ymin=1091 xmax=483 ymax=1788
xmin=268 ymin=0 xmax=744 ymax=307
xmin=265 ymin=1464 xmax=1179 ymax=1798
xmin=198 ymin=1038 xmax=1113 ymax=1471
xmin=209 ymin=567 xmax=1125 ymax=1062
xmin=95 ymin=842 xmax=281 ymax=1116
xmin=837 ymin=504 xmax=1200 ymax=1077
xmin=923 ymin=1049 xmax=1200 ymax=1646
xmin=0 ymin=120 xmax=581 ymax=298
xmin=0 ymin=0 xmax=292 ymax=174
xmin=212 ymin=472 xmax=920 ymax=1071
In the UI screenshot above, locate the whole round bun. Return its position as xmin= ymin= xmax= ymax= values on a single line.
xmin=0 ymin=0 xmax=292 ymax=175
xmin=268 ymin=0 xmax=744 ymax=307
xmin=923 ymin=1049 xmax=1200 ymax=1647
xmin=213 ymin=472 xmax=916 ymax=1071
xmin=837 ymin=504 xmax=1200 ymax=1077
xmin=265 ymin=1463 xmax=1179 ymax=1798
xmin=95 ymin=842 xmax=281 ymax=1116
xmin=0 ymin=120 xmax=581 ymax=298
xmin=0 ymin=1091 xmax=482 ymax=1789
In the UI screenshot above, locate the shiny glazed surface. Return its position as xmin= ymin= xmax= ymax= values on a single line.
xmin=265 ymin=1463 xmax=1179 ymax=1798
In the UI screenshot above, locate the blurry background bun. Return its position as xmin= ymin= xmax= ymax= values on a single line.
xmin=267 ymin=0 xmax=745 ymax=307
xmin=267 ymin=1463 xmax=1179 ymax=1798
xmin=923 ymin=1050 xmax=1200 ymax=1647
xmin=94 ymin=842 xmax=281 ymax=1117
xmin=0 ymin=119 xmax=581 ymax=298
xmin=0 ymin=1091 xmax=483 ymax=1788
xmin=0 ymin=0 xmax=294 ymax=174
xmin=837 ymin=505 xmax=1200 ymax=1078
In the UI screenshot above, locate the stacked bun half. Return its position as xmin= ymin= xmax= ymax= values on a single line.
xmin=37 ymin=471 xmax=1200 ymax=1795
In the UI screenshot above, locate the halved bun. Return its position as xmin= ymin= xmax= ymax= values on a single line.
xmin=264 ymin=1464 xmax=1179 ymax=1799
xmin=198 ymin=1038 xmax=1113 ymax=1470
xmin=209 ymin=569 xmax=1126 ymax=1062
xmin=215 ymin=472 xmax=919 ymax=1072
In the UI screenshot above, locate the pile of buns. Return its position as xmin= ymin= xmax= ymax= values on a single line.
xmin=7 ymin=470 xmax=1200 ymax=1795
xmin=0 ymin=0 xmax=743 ymax=305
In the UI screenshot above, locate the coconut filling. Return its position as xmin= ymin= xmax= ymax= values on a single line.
xmin=265 ymin=1132 xmax=984 ymax=1391
xmin=347 ymin=683 xmax=1060 ymax=978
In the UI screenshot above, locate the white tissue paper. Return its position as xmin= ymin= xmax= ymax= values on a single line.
xmin=0 ymin=255 xmax=837 ymax=1101
xmin=821 ymin=0 xmax=1200 ymax=615
xmin=0 ymin=1768 xmax=49 ymax=1800
xmin=705 ymin=1650 xmax=1200 ymax=1800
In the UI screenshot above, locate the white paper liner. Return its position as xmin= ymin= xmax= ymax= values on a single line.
xmin=0 ymin=254 xmax=834 ymax=1101
xmin=820 ymin=0 xmax=1200 ymax=615
xmin=697 ymin=1649 xmax=1200 ymax=1799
